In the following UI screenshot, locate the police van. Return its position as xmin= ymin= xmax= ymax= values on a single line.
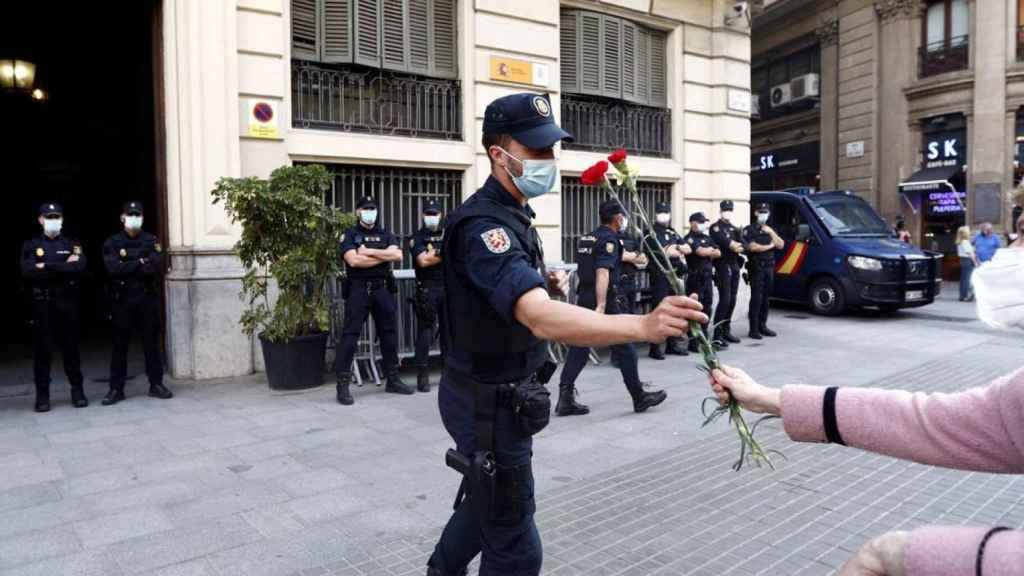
xmin=751 ymin=188 xmax=942 ymax=315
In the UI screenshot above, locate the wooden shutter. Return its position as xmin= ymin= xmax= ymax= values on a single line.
xmin=291 ymin=0 xmax=319 ymax=60
xmin=429 ymin=0 xmax=458 ymax=78
xmin=560 ymin=10 xmax=579 ymax=94
xmin=380 ymin=0 xmax=407 ymax=71
xmin=601 ymin=15 xmax=622 ymax=98
xmin=353 ymin=0 xmax=381 ymax=67
xmin=322 ymin=0 xmax=354 ymax=63
xmin=621 ymin=20 xmax=639 ymax=103
xmin=407 ymin=0 xmax=430 ymax=74
xmin=578 ymin=11 xmax=602 ymax=96
xmin=635 ymin=26 xmax=651 ymax=104
xmin=648 ymin=29 xmax=667 ymax=107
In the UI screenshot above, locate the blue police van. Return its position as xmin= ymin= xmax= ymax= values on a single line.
xmin=751 ymin=188 xmax=942 ymax=315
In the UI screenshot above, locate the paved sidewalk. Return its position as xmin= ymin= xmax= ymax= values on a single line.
xmin=0 ymin=298 xmax=1021 ymax=576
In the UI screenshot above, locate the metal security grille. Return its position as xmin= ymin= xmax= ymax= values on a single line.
xmin=561 ymin=177 xmax=671 ymax=264
xmin=292 ymin=61 xmax=462 ymax=140
xmin=561 ymin=94 xmax=672 ymax=158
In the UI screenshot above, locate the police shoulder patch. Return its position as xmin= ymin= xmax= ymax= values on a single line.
xmin=154 ymin=243 xmax=162 ymax=253
xmin=119 ymin=248 xmax=127 ymax=258
xmin=480 ymin=228 xmax=511 ymax=254
xmin=712 ymin=225 xmax=718 ymax=233
xmin=605 ymin=242 xmax=615 ymax=254
xmin=409 ymin=238 xmax=415 ymax=248
xmin=36 ymin=247 xmax=44 ymax=257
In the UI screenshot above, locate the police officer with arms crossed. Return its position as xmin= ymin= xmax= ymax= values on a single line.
xmin=21 ymin=203 xmax=88 ymax=412
xmin=646 ymin=203 xmax=691 ymax=359
xmin=617 ymin=222 xmax=647 ymax=314
xmin=709 ymin=200 xmax=745 ymax=349
xmin=426 ymin=93 xmax=707 ymax=576
xmin=335 ymin=196 xmax=413 ymax=405
xmin=744 ymin=203 xmax=785 ymax=340
xmin=554 ymin=199 xmax=668 ymax=417
xmin=684 ymin=212 xmax=720 ymax=353
xmin=101 ymin=201 xmax=173 ymax=405
xmin=411 ymin=200 xmax=446 ymax=393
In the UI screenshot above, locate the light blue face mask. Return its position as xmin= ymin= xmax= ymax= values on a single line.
xmin=424 ymin=215 xmax=441 ymax=229
xmin=359 ymin=209 xmax=377 ymax=227
xmin=498 ymin=147 xmax=559 ymax=199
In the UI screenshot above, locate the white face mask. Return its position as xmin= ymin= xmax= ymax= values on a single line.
xmin=424 ymin=215 xmax=441 ymax=230
xmin=619 ymin=215 xmax=628 ymax=230
xmin=359 ymin=209 xmax=377 ymax=227
xmin=43 ymin=218 xmax=63 ymax=237
xmin=757 ymin=213 xmax=770 ymax=225
xmin=721 ymin=211 xmax=734 ymax=222
xmin=656 ymin=213 xmax=671 ymax=225
xmin=125 ymin=216 xmax=143 ymax=231
xmin=972 ymin=247 xmax=1024 ymax=331
xmin=698 ymin=222 xmax=710 ymax=234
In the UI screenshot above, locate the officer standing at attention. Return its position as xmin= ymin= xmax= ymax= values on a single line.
xmin=617 ymin=223 xmax=647 ymax=314
xmin=101 ymin=201 xmax=173 ymax=405
xmin=683 ymin=212 xmax=720 ymax=353
xmin=554 ymin=199 xmax=667 ymax=417
xmin=336 ymin=196 xmax=412 ymax=405
xmin=709 ymin=200 xmax=745 ymax=349
xmin=20 ymin=203 xmax=88 ymax=412
xmin=411 ymin=200 xmax=446 ymax=393
xmin=646 ymin=203 xmax=691 ymax=359
xmin=743 ymin=203 xmax=785 ymax=340
xmin=426 ymin=93 xmax=707 ymax=576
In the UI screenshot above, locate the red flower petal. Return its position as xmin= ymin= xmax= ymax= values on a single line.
xmin=607 ymin=149 xmax=628 ymax=165
xmin=580 ymin=161 xmax=609 ymax=186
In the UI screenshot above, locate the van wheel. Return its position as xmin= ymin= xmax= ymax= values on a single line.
xmin=809 ymin=278 xmax=846 ymax=316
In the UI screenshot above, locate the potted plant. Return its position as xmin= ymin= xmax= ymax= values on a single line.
xmin=212 ymin=164 xmax=350 ymax=390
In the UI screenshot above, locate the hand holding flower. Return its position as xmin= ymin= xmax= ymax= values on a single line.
xmin=709 ymin=366 xmax=781 ymax=416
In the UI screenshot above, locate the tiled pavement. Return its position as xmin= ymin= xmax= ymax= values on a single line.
xmin=1 ymin=293 xmax=1022 ymax=576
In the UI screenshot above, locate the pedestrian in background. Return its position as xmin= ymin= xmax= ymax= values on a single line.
xmin=1012 ymin=210 xmax=1024 ymax=249
xmin=956 ymin=225 xmax=977 ymax=302
xmin=973 ymin=222 xmax=1002 ymax=264
xmin=895 ymin=217 xmax=912 ymax=244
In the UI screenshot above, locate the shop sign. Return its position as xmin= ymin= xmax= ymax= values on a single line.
xmin=924 ymin=132 xmax=965 ymax=169
xmin=751 ymin=142 xmax=820 ymax=173
xmin=926 ymin=190 xmax=966 ymax=215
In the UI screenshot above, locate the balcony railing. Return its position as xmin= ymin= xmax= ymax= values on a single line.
xmin=561 ymin=94 xmax=672 ymax=158
xmin=291 ymin=61 xmax=462 ymax=140
xmin=918 ymin=36 xmax=969 ymax=78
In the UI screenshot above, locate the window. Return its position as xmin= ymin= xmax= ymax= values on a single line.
xmin=561 ymin=178 xmax=671 ymax=264
xmin=751 ymin=43 xmax=821 ymax=122
xmin=920 ymin=0 xmax=969 ymax=77
xmin=1018 ymin=0 xmax=1024 ymax=61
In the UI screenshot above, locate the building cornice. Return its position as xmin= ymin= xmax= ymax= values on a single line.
xmin=903 ymin=71 xmax=974 ymax=101
xmin=874 ymin=0 xmax=924 ymax=23
xmin=815 ymin=19 xmax=839 ymax=47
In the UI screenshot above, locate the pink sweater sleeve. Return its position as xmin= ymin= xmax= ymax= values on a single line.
xmin=780 ymin=368 xmax=1024 ymax=576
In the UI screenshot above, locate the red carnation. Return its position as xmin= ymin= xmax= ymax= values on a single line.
xmin=580 ymin=161 xmax=609 ymax=186
xmin=607 ymin=149 xmax=628 ymax=166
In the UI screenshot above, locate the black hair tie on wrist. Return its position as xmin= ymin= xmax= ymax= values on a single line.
xmin=976 ymin=527 xmax=1010 ymax=576
xmin=823 ymin=387 xmax=846 ymax=446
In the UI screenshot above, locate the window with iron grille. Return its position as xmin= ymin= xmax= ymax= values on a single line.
xmin=559 ymin=9 xmax=671 ymax=158
xmin=321 ymin=164 xmax=463 ymax=269
xmin=291 ymin=0 xmax=461 ymax=139
xmin=561 ymin=177 xmax=672 ymax=264
xmin=919 ymin=0 xmax=969 ymax=78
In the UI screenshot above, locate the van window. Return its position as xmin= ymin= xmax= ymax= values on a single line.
xmin=765 ymin=200 xmax=805 ymax=240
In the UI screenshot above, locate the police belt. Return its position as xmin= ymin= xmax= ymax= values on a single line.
xmin=349 ymin=277 xmax=389 ymax=290
xmin=32 ymin=283 xmax=76 ymax=300
xmin=446 ymin=367 xmax=524 ymax=406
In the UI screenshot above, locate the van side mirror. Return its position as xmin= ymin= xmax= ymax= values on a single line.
xmin=797 ymin=224 xmax=812 ymax=242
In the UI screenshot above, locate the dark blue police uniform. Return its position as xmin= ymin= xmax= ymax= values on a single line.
xmin=683 ymin=213 xmax=716 ymax=351
xmin=618 ymin=229 xmax=641 ymax=314
xmin=709 ymin=200 xmax=744 ymax=347
xmin=646 ymin=204 xmax=687 ymax=359
xmin=744 ymin=204 xmax=779 ymax=339
xmin=411 ymin=201 xmax=446 ymax=392
xmin=428 ymin=92 xmax=571 ymax=576
xmin=20 ymin=202 xmax=87 ymax=412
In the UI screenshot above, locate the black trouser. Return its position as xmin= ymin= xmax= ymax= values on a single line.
xmin=713 ymin=262 xmax=742 ymax=334
xmin=336 ymin=278 xmax=399 ymax=378
xmin=32 ymin=295 xmax=83 ymax=389
xmin=650 ymin=273 xmax=686 ymax=351
xmin=560 ymin=292 xmax=642 ymax=397
xmin=110 ymin=292 xmax=164 ymax=390
xmin=686 ymin=273 xmax=714 ymax=339
xmin=414 ymin=282 xmax=445 ymax=369
xmin=619 ymin=275 xmax=637 ymax=314
xmin=748 ymin=263 xmax=774 ymax=332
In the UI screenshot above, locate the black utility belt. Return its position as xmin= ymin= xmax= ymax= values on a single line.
xmin=349 ymin=277 xmax=392 ymax=288
xmin=32 ymin=286 xmax=76 ymax=299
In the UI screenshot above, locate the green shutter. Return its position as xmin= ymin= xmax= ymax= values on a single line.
xmin=429 ymin=0 xmax=458 ymax=78
xmin=601 ymin=15 xmax=622 ymax=99
xmin=648 ymin=29 xmax=667 ymax=108
xmin=322 ymin=0 xmax=354 ymax=63
xmin=560 ymin=10 xmax=579 ymax=94
xmin=578 ymin=11 xmax=602 ymax=96
xmin=353 ymin=0 xmax=381 ymax=67
xmin=381 ymin=0 xmax=407 ymax=71
xmin=291 ymin=0 xmax=319 ymax=60
xmin=407 ymin=0 xmax=431 ymax=74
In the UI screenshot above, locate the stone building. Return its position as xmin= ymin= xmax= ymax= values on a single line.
xmin=752 ymin=0 xmax=1023 ymax=276
xmin=0 ymin=1 xmax=751 ymax=381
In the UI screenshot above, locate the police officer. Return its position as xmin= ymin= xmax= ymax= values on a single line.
xmin=743 ymin=203 xmax=785 ymax=340
xmin=683 ymin=212 xmax=720 ymax=353
xmin=427 ymin=93 xmax=706 ymax=576
xmin=709 ymin=200 xmax=745 ymax=349
xmin=20 ymin=202 xmax=87 ymax=412
xmin=646 ymin=203 xmax=691 ymax=359
xmin=101 ymin=202 xmax=172 ymax=405
xmin=336 ymin=196 xmax=412 ymax=405
xmin=617 ymin=224 xmax=647 ymax=314
xmin=410 ymin=200 xmax=446 ymax=393
xmin=555 ymin=199 xmax=667 ymax=417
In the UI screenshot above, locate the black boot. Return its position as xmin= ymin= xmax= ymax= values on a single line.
xmin=336 ymin=375 xmax=354 ymax=405
xmin=748 ymin=327 xmax=763 ymax=340
xmin=555 ymin=383 xmax=589 ymax=416
xmin=712 ymin=328 xmax=729 ymax=351
xmin=385 ymin=371 xmax=415 ymax=395
xmin=70 ymin=385 xmax=89 ymax=408
xmin=759 ymin=326 xmax=777 ymax=337
xmin=648 ymin=344 xmax=665 ymax=360
xmin=426 ymin=561 xmax=467 ymax=576
xmin=34 ymin=386 xmax=50 ymax=413
xmin=632 ymin=387 xmax=667 ymax=413
xmin=149 ymin=383 xmax=173 ymax=399
xmin=724 ymin=326 xmax=741 ymax=344
xmin=102 ymin=388 xmax=125 ymax=406
xmin=665 ymin=337 xmax=689 ymax=356
xmin=417 ymin=368 xmax=431 ymax=393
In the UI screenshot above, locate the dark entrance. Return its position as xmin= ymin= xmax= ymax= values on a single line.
xmin=0 ymin=2 xmax=165 ymax=392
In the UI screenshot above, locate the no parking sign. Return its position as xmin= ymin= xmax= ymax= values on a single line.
xmin=246 ymin=99 xmax=279 ymax=139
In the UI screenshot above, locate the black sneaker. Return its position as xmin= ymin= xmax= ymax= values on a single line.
xmin=102 ymin=389 xmax=126 ymax=406
xmin=748 ymin=330 xmax=763 ymax=340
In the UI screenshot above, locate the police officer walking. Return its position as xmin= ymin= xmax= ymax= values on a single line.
xmin=743 ymin=203 xmax=785 ymax=340
xmin=646 ymin=203 xmax=691 ymax=359
xmin=709 ymin=200 xmax=745 ymax=349
xmin=684 ymin=212 xmax=721 ymax=353
xmin=427 ymin=93 xmax=707 ymax=576
xmin=101 ymin=201 xmax=173 ymax=405
xmin=555 ymin=199 xmax=667 ymax=417
xmin=20 ymin=203 xmax=88 ymax=412
xmin=336 ymin=196 xmax=412 ymax=405
xmin=411 ymin=200 xmax=446 ymax=393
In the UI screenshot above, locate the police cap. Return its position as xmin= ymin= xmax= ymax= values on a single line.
xmin=483 ymin=93 xmax=574 ymax=149
xmin=754 ymin=202 xmax=770 ymax=213
xmin=39 ymin=202 xmax=63 ymax=217
xmin=689 ymin=212 xmax=709 ymax=224
xmin=122 ymin=201 xmax=144 ymax=216
xmin=422 ymin=200 xmax=442 ymax=215
xmin=599 ymin=198 xmax=625 ymax=220
xmin=655 ymin=202 xmax=671 ymax=214
xmin=356 ymin=195 xmax=377 ymax=210
xmin=720 ymin=200 xmax=734 ymax=211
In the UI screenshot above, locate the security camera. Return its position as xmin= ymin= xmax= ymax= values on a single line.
xmin=725 ymin=1 xmax=751 ymax=27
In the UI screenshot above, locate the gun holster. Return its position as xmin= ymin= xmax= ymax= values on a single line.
xmin=413 ymin=283 xmax=437 ymax=324
xmin=446 ymin=449 xmax=497 ymax=519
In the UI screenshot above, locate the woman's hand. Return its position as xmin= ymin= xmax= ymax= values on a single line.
xmin=708 ymin=365 xmax=782 ymax=416
xmin=838 ymin=531 xmax=908 ymax=576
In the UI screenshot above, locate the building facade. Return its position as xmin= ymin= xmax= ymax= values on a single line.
xmin=160 ymin=0 xmax=752 ymax=379
xmin=752 ymin=0 xmax=1023 ymax=277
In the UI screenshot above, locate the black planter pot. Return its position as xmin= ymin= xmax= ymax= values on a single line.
xmin=259 ymin=332 xmax=328 ymax=391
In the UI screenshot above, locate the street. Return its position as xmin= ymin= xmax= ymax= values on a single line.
xmin=1 ymin=292 xmax=1022 ymax=576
